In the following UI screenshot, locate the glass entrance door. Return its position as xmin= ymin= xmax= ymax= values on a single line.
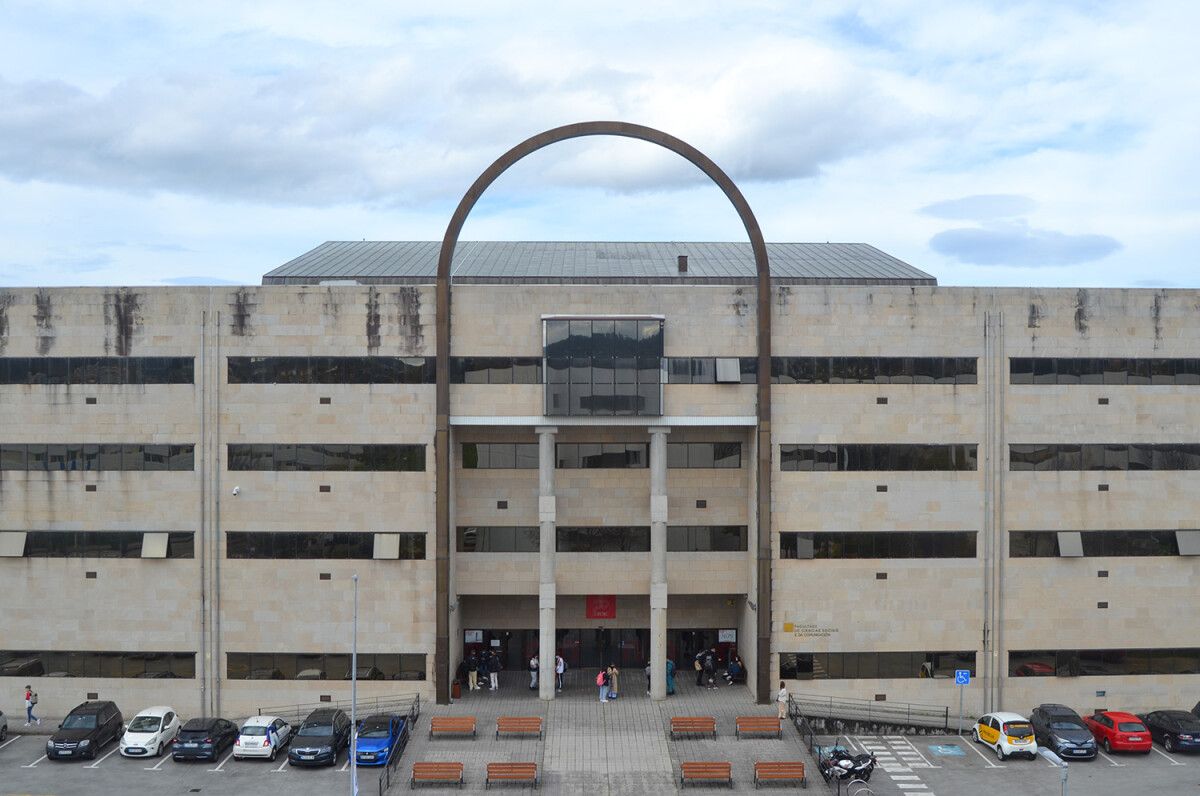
xmin=556 ymin=629 xmax=649 ymax=669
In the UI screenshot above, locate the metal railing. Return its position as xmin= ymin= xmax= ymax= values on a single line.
xmin=374 ymin=698 xmax=420 ymax=795
xmin=790 ymin=691 xmax=952 ymax=730
xmin=256 ymin=693 xmax=422 ymax=728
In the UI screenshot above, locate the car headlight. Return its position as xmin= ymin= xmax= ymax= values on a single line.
xmin=320 ymin=746 xmax=333 ymax=754
xmin=46 ymin=740 xmax=54 ymax=750
xmin=79 ymin=739 xmax=91 ymax=747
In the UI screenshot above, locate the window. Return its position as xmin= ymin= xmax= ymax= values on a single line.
xmin=1010 ymin=530 xmax=1182 ymax=557
xmin=667 ymin=442 xmax=742 ymax=469
xmin=555 ymin=443 xmax=648 ymax=469
xmin=226 ymin=356 xmax=434 ymax=384
xmin=780 ymin=444 xmax=978 ymax=471
xmin=780 ymin=531 xmax=976 ymax=559
xmin=17 ymin=531 xmax=193 ymax=558
xmin=1009 ymin=648 xmax=1200 ymax=677
xmin=1009 ymin=443 xmax=1200 ymax=471
xmin=225 ymin=532 xmax=423 ymax=559
xmin=451 ymin=357 xmax=542 ymax=384
xmin=556 ymin=527 xmax=651 ymax=552
xmin=544 ymin=318 xmax=663 ymax=416
xmin=665 ymin=526 xmax=747 ymax=552
xmin=461 ymin=443 xmax=539 ymax=469
xmin=780 ymin=651 xmax=976 ymax=680
xmin=0 ymin=650 xmax=194 ymax=678
xmin=227 ymin=443 xmax=425 ymax=471
xmin=1010 ymin=358 xmax=1200 ymax=386
xmin=0 ymin=443 xmax=195 ymax=471
xmin=771 ymin=357 xmax=977 ymax=385
xmin=456 ymin=527 xmax=540 ymax=553
xmin=0 ymin=357 xmax=194 ymax=385
xmin=226 ymin=652 xmax=426 ymax=681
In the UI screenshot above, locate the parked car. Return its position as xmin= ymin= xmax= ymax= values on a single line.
xmin=288 ymin=708 xmax=351 ymax=767
xmin=46 ymin=701 xmax=124 ymax=760
xmin=1192 ymin=701 xmax=1200 ymax=720
xmin=1029 ymin=703 xmax=1097 ymax=760
xmin=172 ymin=717 xmax=238 ymax=762
xmin=972 ymin=712 xmax=1036 ymax=760
xmin=1084 ymin=711 xmax=1152 ymax=754
xmin=1139 ymin=710 xmax=1200 ymax=753
xmin=235 ymin=715 xmax=292 ymax=761
xmin=354 ymin=713 xmax=406 ymax=767
xmin=120 ymin=706 xmax=181 ymax=758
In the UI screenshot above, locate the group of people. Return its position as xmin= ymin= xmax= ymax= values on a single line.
xmin=461 ymin=650 xmax=504 ymax=691
xmin=694 ymin=647 xmax=746 ymax=689
xmin=527 ymin=652 xmax=566 ymax=691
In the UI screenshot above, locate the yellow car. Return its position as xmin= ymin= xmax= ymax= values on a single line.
xmin=973 ymin=711 xmax=1037 ymax=760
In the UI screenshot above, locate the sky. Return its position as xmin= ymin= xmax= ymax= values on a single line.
xmin=0 ymin=1 xmax=1197 ymax=288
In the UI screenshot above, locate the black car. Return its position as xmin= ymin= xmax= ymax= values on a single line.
xmin=1139 ymin=710 xmax=1200 ymax=753
xmin=288 ymin=708 xmax=351 ymax=767
xmin=1029 ymin=703 xmax=1097 ymax=760
xmin=46 ymin=701 xmax=123 ymax=760
xmin=172 ymin=717 xmax=238 ymax=761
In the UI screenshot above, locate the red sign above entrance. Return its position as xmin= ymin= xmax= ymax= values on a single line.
xmin=585 ymin=594 xmax=616 ymax=619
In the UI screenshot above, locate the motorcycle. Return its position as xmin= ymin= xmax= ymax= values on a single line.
xmin=817 ymin=746 xmax=876 ymax=783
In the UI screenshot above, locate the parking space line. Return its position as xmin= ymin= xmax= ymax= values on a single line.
xmin=963 ymin=738 xmax=1005 ymax=768
xmin=207 ymin=750 xmax=236 ymax=772
xmin=1097 ymin=749 xmax=1125 ymax=766
xmin=22 ymin=753 xmax=48 ymax=768
xmin=86 ymin=747 xmax=120 ymax=768
xmin=144 ymin=754 xmax=172 ymax=771
xmin=271 ymin=758 xmax=290 ymax=772
xmin=0 ymin=735 xmax=22 ymax=751
xmin=339 ymin=755 xmax=351 ymax=771
xmin=1150 ymin=747 xmax=1185 ymax=766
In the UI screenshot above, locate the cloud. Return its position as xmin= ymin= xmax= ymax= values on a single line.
xmin=920 ymin=194 xmax=1036 ymax=220
xmin=929 ymin=220 xmax=1121 ymax=267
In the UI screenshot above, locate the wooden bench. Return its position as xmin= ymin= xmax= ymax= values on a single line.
xmin=411 ymin=761 xmax=464 ymax=787
xmin=671 ymin=716 xmax=717 ymax=739
xmin=753 ymin=761 xmax=807 ymax=789
xmin=680 ymin=761 xmax=733 ymax=788
xmin=735 ymin=716 xmax=782 ymax=739
xmin=495 ymin=716 xmax=543 ymax=739
xmin=485 ymin=762 xmax=538 ymax=789
xmin=428 ymin=716 xmax=477 ymax=740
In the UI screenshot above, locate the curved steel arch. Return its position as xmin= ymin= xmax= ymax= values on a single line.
xmin=433 ymin=121 xmax=773 ymax=704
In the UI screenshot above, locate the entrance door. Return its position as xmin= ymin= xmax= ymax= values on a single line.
xmin=668 ymin=629 xmax=738 ymax=668
xmin=556 ymin=629 xmax=650 ymax=669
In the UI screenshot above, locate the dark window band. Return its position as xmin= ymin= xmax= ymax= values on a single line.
xmin=0 ymin=357 xmax=193 ymax=385
xmin=544 ymin=318 xmax=663 ymax=417
xmin=1010 ymin=648 xmax=1200 ymax=677
xmin=227 ymin=356 xmax=434 ymax=384
xmin=1010 ymin=530 xmax=1183 ymax=558
xmin=0 ymin=651 xmax=195 ymax=679
xmin=226 ymin=652 xmax=425 ymax=681
xmin=226 ymin=443 xmax=425 ymax=471
xmin=458 ymin=525 xmax=748 ymax=553
xmin=667 ymin=526 xmax=747 ymax=552
xmin=0 ymin=444 xmax=194 ymax=471
xmin=461 ymin=443 xmax=538 ymax=469
xmin=667 ymin=442 xmax=741 ymax=469
xmin=666 ymin=357 xmax=758 ymax=384
xmin=781 ymin=531 xmax=976 ymax=559
xmin=1011 ymin=357 xmax=1200 ymax=385
xmin=557 ymin=526 xmax=651 ymax=552
xmin=13 ymin=531 xmax=194 ymax=558
xmin=780 ymin=651 xmax=976 ymax=680
xmin=226 ymin=531 xmax=425 ymax=560
xmin=781 ymin=444 xmax=978 ymax=471
xmin=452 ymin=357 xmax=542 ymax=384
xmin=772 ymin=357 xmax=976 ymax=385
xmin=556 ymin=443 xmax=647 ymax=469
xmin=457 ymin=526 xmax=540 ymax=552
xmin=1009 ymin=443 xmax=1200 ymax=471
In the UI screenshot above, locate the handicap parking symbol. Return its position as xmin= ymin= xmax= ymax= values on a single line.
xmin=954 ymin=669 xmax=970 ymax=686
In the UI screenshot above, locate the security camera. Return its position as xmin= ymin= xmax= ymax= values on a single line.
xmin=231 ymin=486 xmax=240 ymax=496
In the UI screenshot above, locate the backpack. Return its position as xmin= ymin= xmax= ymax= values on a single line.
xmin=30 ymin=692 xmax=38 ymax=705
xmin=596 ymin=671 xmax=606 ymax=686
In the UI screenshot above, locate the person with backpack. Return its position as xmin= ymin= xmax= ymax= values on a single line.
xmin=666 ymin=658 xmax=677 ymax=696
xmin=555 ymin=653 xmax=565 ymax=691
xmin=596 ymin=668 xmax=611 ymax=702
xmin=487 ymin=650 xmax=501 ymax=691
xmin=694 ymin=650 xmax=706 ymax=686
xmin=528 ymin=653 xmax=539 ymax=690
xmin=24 ymin=685 xmax=40 ymax=726
xmin=703 ymin=648 xmax=718 ymax=689
xmin=466 ymin=652 xmax=480 ymax=691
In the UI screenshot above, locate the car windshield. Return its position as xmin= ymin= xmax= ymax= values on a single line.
xmin=1050 ymin=720 xmax=1084 ymax=731
xmin=240 ymin=726 xmax=268 ymax=736
xmin=297 ymin=724 xmax=333 ymax=737
xmin=128 ymin=716 xmax=162 ymax=733
xmin=1004 ymin=722 xmax=1033 ymax=735
xmin=1118 ymin=722 xmax=1146 ymax=732
xmin=359 ymin=724 xmax=391 ymax=738
xmin=62 ymin=714 xmax=98 ymax=730
xmin=1178 ymin=717 xmax=1200 ymax=731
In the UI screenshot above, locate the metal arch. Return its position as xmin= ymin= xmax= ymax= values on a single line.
xmin=433 ymin=121 xmax=774 ymax=704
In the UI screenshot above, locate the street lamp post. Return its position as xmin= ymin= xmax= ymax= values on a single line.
xmin=350 ymin=573 xmax=359 ymax=796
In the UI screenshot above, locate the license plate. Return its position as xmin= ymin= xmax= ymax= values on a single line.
xmin=183 ymin=742 xmax=197 ymax=747
xmin=301 ymin=754 xmax=315 ymax=760
xmin=1128 ymin=737 xmax=1142 ymax=742
xmin=60 ymin=750 xmax=73 ymax=756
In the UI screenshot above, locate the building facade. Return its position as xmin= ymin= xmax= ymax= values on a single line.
xmin=2 ymin=241 xmax=1198 ymax=721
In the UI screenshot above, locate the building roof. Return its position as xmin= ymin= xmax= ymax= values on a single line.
xmin=261 ymin=241 xmax=935 ymax=286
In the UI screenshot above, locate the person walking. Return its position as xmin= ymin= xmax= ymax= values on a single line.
xmin=528 ymin=653 xmax=539 ymax=690
xmin=694 ymin=649 xmax=705 ymax=686
xmin=487 ymin=651 xmax=501 ymax=691
xmin=24 ymin=685 xmax=39 ymax=726
xmin=466 ymin=652 xmax=480 ymax=691
xmin=665 ymin=658 xmax=676 ymax=696
xmin=555 ymin=653 xmax=565 ymax=691
xmin=597 ymin=668 xmax=610 ymax=702
xmin=645 ymin=660 xmax=652 ymax=695
xmin=606 ymin=664 xmax=620 ymax=698
xmin=703 ymin=648 xmax=718 ymax=689
xmin=776 ymin=680 xmax=789 ymax=720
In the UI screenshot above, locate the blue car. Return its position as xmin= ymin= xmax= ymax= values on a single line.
xmin=354 ymin=714 xmax=406 ymax=767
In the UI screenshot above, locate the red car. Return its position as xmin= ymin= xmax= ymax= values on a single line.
xmin=1084 ymin=711 xmax=1152 ymax=754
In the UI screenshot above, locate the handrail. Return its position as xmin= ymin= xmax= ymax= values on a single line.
xmin=256 ymin=692 xmax=421 ymax=726
xmin=789 ymin=691 xmax=952 ymax=730
xmin=375 ymin=698 xmax=421 ymax=795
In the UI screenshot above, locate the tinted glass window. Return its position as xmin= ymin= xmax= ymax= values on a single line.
xmin=0 ymin=357 xmax=193 ymax=385
xmin=544 ymin=319 xmax=662 ymax=416
xmin=782 ymin=444 xmax=977 ymax=471
xmin=1009 ymin=443 xmax=1200 ymax=471
xmin=1011 ymin=358 xmax=1200 ymax=386
xmin=226 ymin=444 xmax=424 ymax=471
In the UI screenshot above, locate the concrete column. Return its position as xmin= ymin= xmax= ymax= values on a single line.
xmin=649 ymin=427 xmax=670 ymax=700
xmin=537 ymin=426 xmax=558 ymax=700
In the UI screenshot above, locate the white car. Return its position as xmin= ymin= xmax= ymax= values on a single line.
xmin=120 ymin=706 xmax=181 ymax=758
xmin=973 ymin=711 xmax=1037 ymax=760
xmin=234 ymin=715 xmax=292 ymax=761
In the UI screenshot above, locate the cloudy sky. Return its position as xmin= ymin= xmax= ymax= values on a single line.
xmin=1 ymin=1 xmax=1197 ymax=287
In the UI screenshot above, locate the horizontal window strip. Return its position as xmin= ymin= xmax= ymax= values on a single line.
xmin=0 ymin=651 xmax=195 ymax=679
xmin=1009 ymin=648 xmax=1200 ymax=677
xmin=227 ymin=356 xmax=434 ymax=384
xmin=226 ymin=531 xmax=424 ymax=560
xmin=457 ymin=526 xmax=539 ymax=552
xmin=1010 ymin=443 xmax=1200 ymax=471
xmin=557 ymin=526 xmax=650 ymax=552
xmin=461 ymin=443 xmax=538 ymax=469
xmin=556 ymin=443 xmax=647 ymax=469
xmin=780 ymin=651 xmax=976 ymax=680
xmin=772 ymin=357 xmax=977 ymax=385
xmin=781 ymin=444 xmax=978 ymax=471
xmin=452 ymin=357 xmax=542 ymax=384
xmin=667 ymin=442 xmax=741 ymax=469
xmin=666 ymin=526 xmax=747 ymax=552
xmin=0 ymin=357 xmax=194 ymax=385
xmin=1011 ymin=357 xmax=1200 ymax=385
xmin=227 ymin=652 xmax=426 ymax=681
xmin=781 ymin=531 xmax=976 ymax=559
xmin=5 ymin=531 xmax=194 ymax=558
xmin=1010 ymin=530 xmax=1184 ymax=557
xmin=665 ymin=357 xmax=757 ymax=384
xmin=227 ymin=443 xmax=425 ymax=471
xmin=0 ymin=443 xmax=194 ymax=471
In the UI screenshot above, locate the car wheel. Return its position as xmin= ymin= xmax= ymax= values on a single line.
xmin=0 ymin=726 xmax=6 ymax=742
xmin=1164 ymin=736 xmax=1175 ymax=753
xmin=995 ymin=744 xmax=1006 ymax=761
xmin=155 ymin=743 xmax=162 ymax=758
xmin=971 ymin=728 xmax=980 ymax=743
xmin=269 ymin=747 xmax=276 ymax=762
